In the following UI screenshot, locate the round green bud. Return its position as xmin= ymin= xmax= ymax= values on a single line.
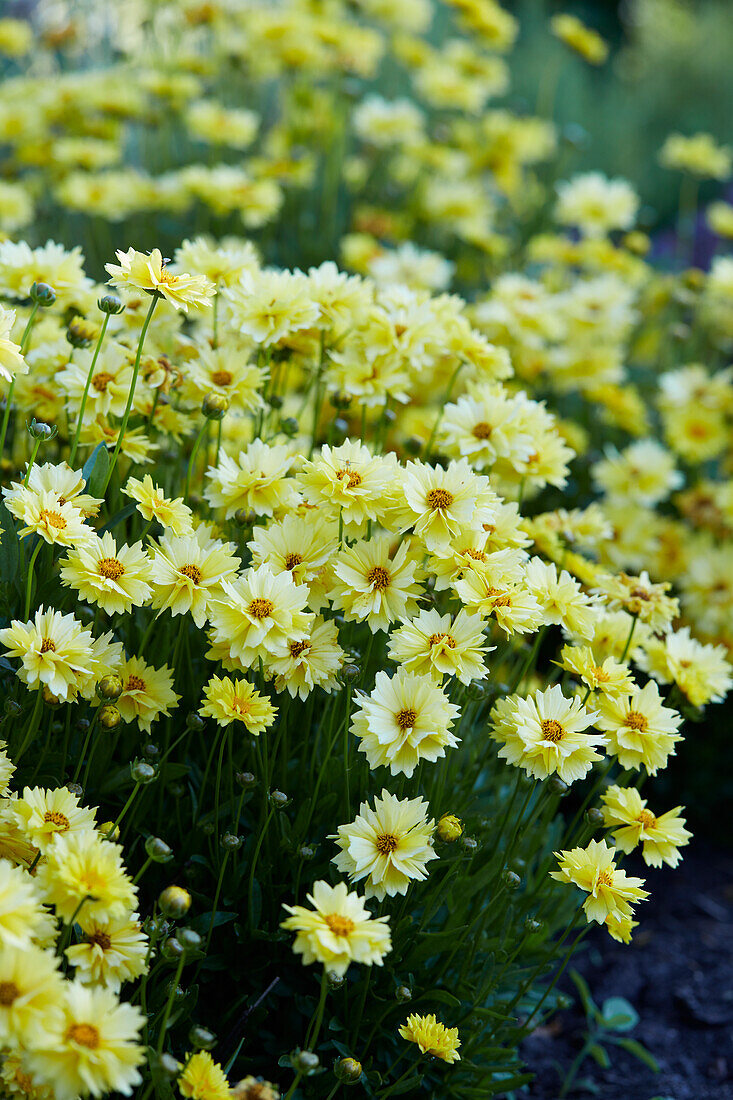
xmin=502 ymin=870 xmax=521 ymax=890
xmin=403 ymin=436 xmax=424 ymax=456
xmin=279 ymin=416 xmax=299 ymax=437
xmin=236 ymin=771 xmax=257 ymax=789
xmin=41 ymin=686 xmax=64 ymax=708
xmin=142 ymin=742 xmax=160 ymax=760
xmin=234 ymin=508 xmax=256 ymax=527
xmin=291 ymin=1051 xmax=319 ymax=1075
xmin=202 ymin=392 xmax=230 ymax=420
xmin=465 ymin=679 xmax=488 ymax=701
xmin=327 ymin=971 xmax=345 ymax=990
xmin=66 ymin=783 xmax=83 ymax=799
xmin=130 ymin=760 xmax=156 ymax=784
xmin=269 ymin=790 xmax=289 ymax=809
xmin=221 ymin=832 xmax=243 ymax=851
xmin=156 ymin=1053 xmax=182 ymax=1080
xmin=395 ymin=985 xmax=412 ymax=1003
xmin=158 ymin=885 xmax=192 ymax=920
xmin=178 ymin=928 xmax=203 ymax=953
xmin=161 ymin=936 xmax=185 ymax=961
xmin=460 ymin=835 xmax=478 ymax=852
xmin=98 ymin=704 xmax=121 ymax=730
xmin=186 ymin=711 xmax=205 ymax=732
xmin=548 ymin=776 xmax=569 ymax=796
xmin=268 ymin=394 xmax=284 ymax=410
xmin=340 ymin=663 xmax=360 ymax=684
xmin=30 ymin=282 xmax=56 ymax=306
xmin=145 ymin=836 xmax=174 ymax=863
xmin=98 ymin=294 xmax=125 ymax=315
xmin=334 ymin=1057 xmax=362 ymax=1083
xmin=97 ymin=674 xmax=123 ymax=701
xmin=188 ymin=1025 xmax=216 ymax=1051
xmin=330 ymin=390 xmax=352 ymax=409
xmin=524 ymin=917 xmax=543 ymax=933
xmin=202 ymin=822 xmax=215 ymax=836
xmin=585 ymin=807 xmax=604 ymax=826
xmin=26 ymin=418 xmax=57 ymax=441
xmin=298 ymin=845 xmax=315 ymax=861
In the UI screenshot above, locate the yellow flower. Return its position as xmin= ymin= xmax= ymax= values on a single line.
xmin=0 ymin=860 xmax=47 ymax=949
xmin=387 ymin=608 xmax=491 ymax=685
xmin=396 ymin=459 xmax=496 ymax=554
xmin=550 ymin=13 xmax=608 ymax=64
xmin=636 ymin=626 xmax=732 ymax=708
xmin=204 ymin=440 xmax=299 ymax=520
xmin=0 ymin=945 xmax=64 ymax=1047
xmin=106 ymin=248 xmax=214 ymax=312
xmin=149 ymin=531 xmax=239 ymax=628
xmin=0 ymin=608 xmax=105 ymax=701
xmin=208 ymin=565 xmax=313 ymax=670
xmin=596 ymin=571 xmax=679 ymax=634
xmin=25 ymin=981 xmax=145 ymax=1100
xmin=398 ymin=1013 xmax=461 ymax=1063
xmin=121 ymin=475 xmax=193 ymax=536
xmin=707 ymin=200 xmax=733 ymax=239
xmin=281 ymin=880 xmax=391 ymax=977
xmin=558 ymin=645 xmax=636 ymax=697
xmin=5 ymin=488 xmax=92 ymax=548
xmin=36 ymin=829 xmax=137 ymax=925
xmin=298 ymin=441 xmax=398 ymax=537
xmin=329 ymin=535 xmax=422 ymax=634
xmin=331 ymin=790 xmax=437 ymax=901
xmin=351 ymin=669 xmax=460 ymax=778
xmin=600 ymin=786 xmax=692 ymax=868
xmin=265 ymin=616 xmax=345 ymax=700
xmin=11 ymin=786 xmax=96 ymax=854
xmin=23 ymin=463 xmax=103 ymax=519
xmin=0 ymin=305 xmax=27 ymax=383
xmin=595 ymin=680 xmax=683 ymax=775
xmin=524 ymin=558 xmax=601 ymax=639
xmin=66 ymin=912 xmax=148 ymax=992
xmin=223 ymin=268 xmax=320 ymax=346
xmin=555 ymin=173 xmax=638 ymax=237
xmin=60 ymin=532 xmax=152 ymax=615
xmin=592 ymin=440 xmax=682 ymax=507
xmin=199 ymin=675 xmax=277 ymax=733
xmin=179 ymin=1051 xmax=231 ymax=1100
xmin=115 ymin=655 xmax=180 ymax=733
xmin=490 ymin=686 xmax=604 ymax=784
xmin=550 ymin=839 xmax=649 ymax=925
xmin=660 ymin=132 xmax=732 ymax=179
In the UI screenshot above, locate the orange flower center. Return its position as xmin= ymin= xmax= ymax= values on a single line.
xmin=541 ymin=719 xmax=565 ymax=743
xmin=285 ymin=552 xmax=303 ymax=571
xmin=396 ymin=708 xmax=417 ymax=731
xmin=325 ymin=914 xmax=355 ymax=937
xmin=625 ymin=710 xmax=648 ymax=732
xmin=91 ymin=371 xmax=114 ymax=392
xmin=289 ymin=640 xmax=310 ymax=658
xmin=637 ymin=809 xmax=656 ymax=829
xmin=39 ymin=508 xmax=66 ymax=530
xmin=86 ymin=930 xmax=112 ymax=950
xmin=597 ymin=869 xmax=614 ymax=887
xmin=98 ymin=557 xmax=125 ymax=581
xmin=248 ymin=598 xmax=274 ymax=620
xmin=429 ymin=632 xmax=456 ymax=649
xmin=211 ymin=369 xmax=233 ymax=386
xmin=335 ymin=468 xmax=362 ymax=489
xmin=0 ymin=981 xmax=19 ymax=1006
xmin=464 ymin=548 xmax=486 ymax=561
xmin=427 ymin=488 xmax=454 ymax=511
xmin=179 ymin=564 xmax=202 ymax=584
xmin=66 ymin=1023 xmax=100 ymax=1049
xmin=472 ymin=422 xmax=493 ymax=440
xmin=127 ymin=675 xmax=146 ymax=691
xmin=44 ymin=811 xmax=70 ymax=831
xmin=367 ymin=566 xmax=390 ymax=591
xmin=375 ymin=833 xmax=398 ymax=854
xmin=40 ymin=638 xmax=56 ymax=653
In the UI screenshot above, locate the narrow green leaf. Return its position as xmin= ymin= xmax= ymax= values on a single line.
xmin=614 ymin=1037 xmax=660 ymax=1071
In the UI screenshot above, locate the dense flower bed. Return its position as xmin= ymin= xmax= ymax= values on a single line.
xmin=0 ymin=2 xmax=731 ymax=1099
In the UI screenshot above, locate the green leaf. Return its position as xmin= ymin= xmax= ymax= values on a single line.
xmin=601 ymin=996 xmax=639 ymax=1032
xmin=82 ymin=441 xmax=110 ymax=497
xmin=588 ymin=1042 xmax=611 ymax=1068
xmin=418 ymin=989 xmax=462 ymax=1008
xmin=614 ymin=1037 xmax=660 ymax=1072
xmin=387 ymin=1075 xmax=422 ymax=1095
xmin=99 ymin=502 xmax=136 ymax=535
xmin=570 ymin=969 xmax=598 ymax=1019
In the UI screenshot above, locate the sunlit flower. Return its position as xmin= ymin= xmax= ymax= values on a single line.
xmin=600 ymin=786 xmax=692 ymax=868
xmin=106 ymin=247 xmax=214 ymax=311
xmin=281 ymin=880 xmax=391 ymax=977
xmin=398 ymin=1014 xmax=461 ymax=1063
xmin=550 ymin=839 xmax=649 ymax=924
xmin=199 ymin=675 xmax=277 ymax=734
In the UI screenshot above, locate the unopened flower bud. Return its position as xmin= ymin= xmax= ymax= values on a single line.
xmin=330 ymin=390 xmax=352 ymax=409
xmin=460 ymin=835 xmax=478 ymax=852
xmin=98 ymin=294 xmax=125 ymax=315
xmin=189 ymin=1024 xmax=216 ymax=1050
xmin=97 ymin=674 xmax=123 ymax=701
xmin=279 ymin=416 xmax=299 ymax=437
xmin=99 ymin=820 xmax=118 ymax=839
xmin=202 ymin=392 xmax=229 ymax=420
xmin=178 ymin=928 xmax=203 ymax=953
xmin=186 ymin=711 xmax=205 ymax=732
xmin=65 ymin=783 xmax=83 ymax=799
xmin=270 ymin=790 xmax=289 ymax=809
xmin=548 ymin=776 xmax=569 ymax=796
xmin=437 ymin=813 xmax=463 ymax=843
xmin=236 ymin=771 xmax=257 ymax=789
xmin=524 ymin=917 xmax=543 ymax=933
xmin=234 ymin=508 xmax=256 ymax=527
xmin=143 ymin=742 xmax=160 ymax=760
xmin=66 ymin=315 xmax=98 ymax=348
xmin=30 ymin=282 xmax=56 ymax=307
xmin=340 ymin=663 xmax=360 ymax=684
xmin=327 ymin=971 xmax=345 ymax=990
xmin=298 ymin=845 xmax=315 ymax=860
xmin=221 ymin=832 xmax=242 ymax=851
xmin=268 ymin=394 xmax=284 ymax=410
xmin=162 ymin=936 xmax=185 ymax=961
xmin=383 ymin=407 xmax=396 ymax=425
xmin=27 ymin=418 xmax=57 ymax=441
xmin=503 ymin=870 xmax=521 ymax=890
xmin=404 ymin=436 xmax=423 ymax=456
xmin=130 ymin=760 xmax=156 ymax=784
xmin=585 ymin=807 xmax=604 ymax=826
xmin=156 ymin=1053 xmax=182 ymax=1080
xmin=145 ymin=836 xmax=173 ymax=863
xmin=41 ymin=686 xmax=63 ymax=708
xmin=334 ymin=1057 xmax=362 ymax=1083
xmin=159 ymin=886 xmax=192 ymax=919
xmin=98 ymin=704 xmax=121 ymax=730
xmin=291 ymin=1050 xmax=319 ymax=1075
xmin=395 ymin=985 xmax=412 ymax=1003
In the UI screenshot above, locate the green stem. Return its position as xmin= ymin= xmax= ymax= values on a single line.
xmin=283 ymin=1072 xmax=303 ymax=1100
xmin=304 ymin=968 xmax=329 ymax=1051
xmin=15 ymin=689 xmax=43 ymax=763
xmin=72 ymin=706 xmax=102 ymax=785
xmin=248 ymin=806 xmax=275 ymax=929
xmin=102 ymin=294 xmax=159 ymax=493
xmin=184 ymin=420 xmax=208 ymax=502
xmin=23 ymin=539 xmax=43 ymax=620
xmin=23 ymin=439 xmax=41 ymax=486
xmin=69 ymin=313 xmax=111 ymax=465
xmin=105 ymin=781 xmax=142 ymax=840
xmin=156 ymin=952 xmax=186 ymax=1054
xmin=0 ymin=302 xmax=40 ymax=455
